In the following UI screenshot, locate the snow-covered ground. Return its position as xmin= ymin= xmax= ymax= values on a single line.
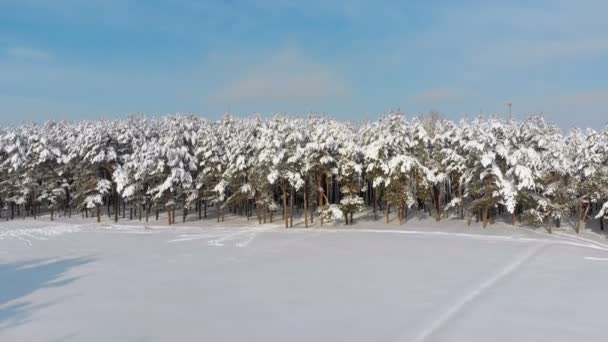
xmin=2 ymin=216 xmax=608 ymax=341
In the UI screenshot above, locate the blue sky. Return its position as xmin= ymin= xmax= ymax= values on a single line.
xmin=0 ymin=0 xmax=607 ymax=129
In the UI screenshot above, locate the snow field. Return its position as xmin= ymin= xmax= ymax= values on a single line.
xmin=1 ymin=220 xmax=608 ymax=341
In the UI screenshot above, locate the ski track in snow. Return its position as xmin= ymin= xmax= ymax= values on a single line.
xmin=207 ymin=229 xmax=258 ymax=247
xmin=3 ymin=222 xmax=608 ymax=253
xmin=313 ymin=228 xmax=608 ymax=252
xmin=584 ymin=256 xmax=608 ymax=261
xmin=408 ymin=243 xmax=548 ymax=342
xmin=167 ymin=228 xmax=269 ymax=247
xmin=0 ymin=225 xmax=83 ymax=244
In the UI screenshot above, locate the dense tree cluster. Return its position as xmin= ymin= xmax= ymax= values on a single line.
xmin=1 ymin=114 xmax=607 ymax=232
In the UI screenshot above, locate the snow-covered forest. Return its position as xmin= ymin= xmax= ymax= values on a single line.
xmin=1 ymin=114 xmax=607 ymax=232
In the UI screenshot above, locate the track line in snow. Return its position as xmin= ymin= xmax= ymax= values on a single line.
xmin=552 ymin=231 xmax=608 ymax=251
xmin=584 ymin=256 xmax=608 ymax=261
xmin=407 ymin=243 xmax=547 ymax=342
xmin=307 ymin=228 xmax=608 ymax=252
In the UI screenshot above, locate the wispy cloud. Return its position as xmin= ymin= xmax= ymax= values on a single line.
xmin=479 ymin=37 xmax=608 ymax=68
xmin=5 ymin=46 xmax=52 ymax=62
xmin=209 ymin=47 xmax=348 ymax=104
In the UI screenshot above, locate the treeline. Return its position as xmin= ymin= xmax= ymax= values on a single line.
xmin=1 ymin=114 xmax=607 ymax=233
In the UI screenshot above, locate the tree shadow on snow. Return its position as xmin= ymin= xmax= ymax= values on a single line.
xmin=0 ymin=256 xmax=95 ymax=330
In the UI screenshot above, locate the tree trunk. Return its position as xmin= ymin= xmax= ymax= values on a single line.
xmin=433 ymin=185 xmax=441 ymax=221
xmin=482 ymin=207 xmax=488 ymax=228
xmin=304 ymin=180 xmax=308 ymax=228
xmin=256 ymin=200 xmax=262 ymax=224
xmin=350 ymin=211 xmax=353 ymax=225
xmin=386 ymin=203 xmax=390 ymax=224
xmin=263 ymin=205 xmax=267 ymax=224
xmin=114 ymin=188 xmax=119 ymax=223
xmin=283 ymin=178 xmax=288 ymax=228
xmin=290 ymin=187 xmax=294 ymax=228
xmin=373 ymin=188 xmax=377 ymax=220
xmin=575 ymin=202 xmax=582 ymax=233
xmin=96 ymin=207 xmax=101 ymax=223
xmin=326 ymin=176 xmax=331 ymax=205
xmin=318 ymin=176 xmax=323 ymax=207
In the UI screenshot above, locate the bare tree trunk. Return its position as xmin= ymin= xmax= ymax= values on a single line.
xmin=263 ymin=205 xmax=267 ymax=224
xmin=318 ymin=176 xmax=323 ymax=207
xmin=433 ymin=185 xmax=441 ymax=221
xmin=575 ymin=202 xmax=582 ymax=233
xmin=282 ymin=178 xmax=288 ymax=228
xmin=386 ymin=203 xmax=390 ymax=224
xmin=578 ymin=202 xmax=590 ymax=234
xmin=326 ymin=176 xmax=331 ymax=205
xmin=373 ymin=188 xmax=377 ymax=220
xmin=97 ymin=207 xmax=101 ymax=223
xmin=257 ymin=200 xmax=262 ymax=224
xmin=290 ymin=187 xmax=294 ymax=228
xmin=482 ymin=207 xmax=488 ymax=228
xmin=304 ymin=180 xmax=308 ymax=228
xmin=310 ymin=201 xmax=314 ymax=224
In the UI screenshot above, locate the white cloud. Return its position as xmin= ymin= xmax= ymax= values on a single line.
xmin=209 ymin=47 xmax=348 ymax=104
xmin=5 ymin=46 xmax=52 ymax=61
